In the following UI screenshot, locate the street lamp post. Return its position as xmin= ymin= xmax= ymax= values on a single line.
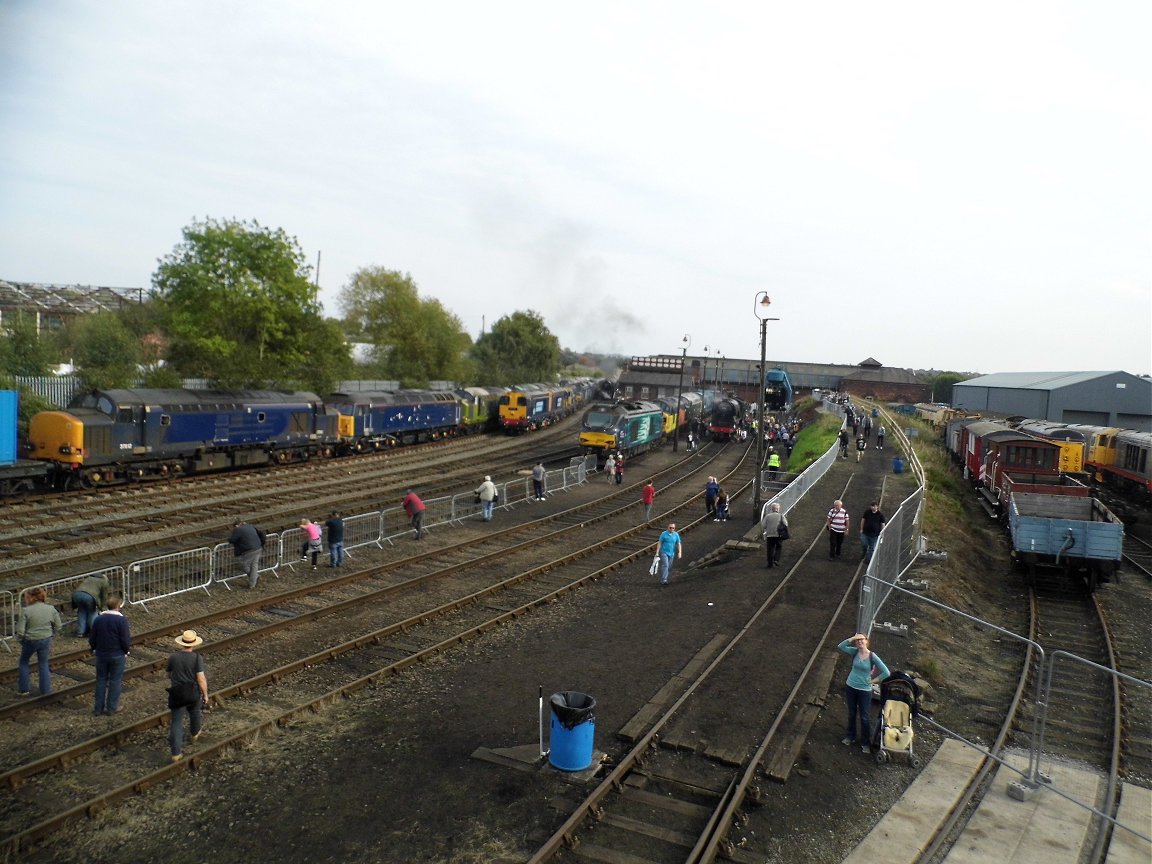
xmin=752 ymin=292 xmax=779 ymax=524
xmin=672 ymin=334 xmax=690 ymax=453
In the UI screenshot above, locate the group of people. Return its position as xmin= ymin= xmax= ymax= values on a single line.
xmin=703 ymin=476 xmax=730 ymax=521
xmin=603 ymin=452 xmax=625 ymax=484
xmin=17 ymin=585 xmax=209 ymax=762
xmin=826 ymin=499 xmax=887 ymax=562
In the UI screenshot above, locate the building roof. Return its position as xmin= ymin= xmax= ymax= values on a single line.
xmin=0 ymin=280 xmax=144 ymax=315
xmin=955 ymin=371 xmax=1133 ymax=391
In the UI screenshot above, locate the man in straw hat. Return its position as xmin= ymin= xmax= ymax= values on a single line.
xmin=167 ymin=630 xmax=209 ymax=763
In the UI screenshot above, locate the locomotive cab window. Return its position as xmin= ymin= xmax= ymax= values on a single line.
xmin=117 ymin=408 xmax=133 ymax=423
xmin=257 ymin=412 xmax=267 ymax=422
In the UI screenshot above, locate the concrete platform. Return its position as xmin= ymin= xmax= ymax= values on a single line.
xmin=942 ymin=748 xmax=1101 ymax=863
xmin=841 ymin=739 xmax=983 ymax=864
xmin=1106 ymin=782 xmax=1152 ymax=864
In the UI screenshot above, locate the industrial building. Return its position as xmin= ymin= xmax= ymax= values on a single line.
xmin=615 ymin=355 xmax=930 ymax=406
xmin=952 ymin=371 xmax=1152 ymax=432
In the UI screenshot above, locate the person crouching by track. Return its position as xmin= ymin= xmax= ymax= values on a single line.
xmin=167 ymin=630 xmax=209 ymax=763
xmin=761 ymin=502 xmax=789 ymax=568
xmin=826 ymin=500 xmax=849 ymax=559
xmin=228 ymin=520 xmax=266 ymax=589
xmin=836 ymin=633 xmax=890 ymax=753
xmin=71 ymin=572 xmax=110 ymax=638
xmin=402 ymin=489 xmax=426 ymax=539
xmin=299 ymin=518 xmax=322 ymax=570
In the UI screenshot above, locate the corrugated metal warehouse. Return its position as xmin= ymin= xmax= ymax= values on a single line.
xmin=952 ymin=371 xmax=1152 ymax=431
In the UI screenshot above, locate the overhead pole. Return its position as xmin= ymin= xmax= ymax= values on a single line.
xmin=752 ymin=292 xmax=779 ymax=524
xmin=672 ymin=334 xmax=691 ymax=452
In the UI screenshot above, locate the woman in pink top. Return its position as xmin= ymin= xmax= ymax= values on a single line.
xmin=299 ymin=519 xmax=322 ymax=570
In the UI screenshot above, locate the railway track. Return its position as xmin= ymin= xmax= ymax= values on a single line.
xmin=526 ymin=478 xmax=860 ymax=863
xmin=903 ymin=560 xmax=1152 ymax=864
xmin=0 ymin=441 xmax=753 ymax=856
xmin=0 ymin=420 xmax=584 ymax=584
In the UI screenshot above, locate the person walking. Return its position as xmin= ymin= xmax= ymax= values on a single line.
xmin=326 ymin=511 xmax=346 ymax=567
xmin=656 ymin=522 xmax=682 ymax=586
xmin=863 ymin=416 xmax=872 ymax=440
xmin=826 ymin=500 xmax=850 ymax=559
xmin=89 ymin=594 xmax=131 ymax=715
xmin=401 ymin=489 xmax=426 ymax=539
xmin=855 ymin=433 xmax=867 ymax=462
xmin=475 ymin=476 xmax=497 ymax=521
xmin=71 ymin=573 xmax=110 ymax=638
xmin=228 ymin=520 xmax=266 ymax=589
xmin=604 ymin=453 xmax=616 ymax=482
xmin=531 ymin=462 xmax=547 ymax=501
xmin=299 ymin=518 xmax=323 ymax=570
xmin=836 ymin=633 xmax=890 ymax=753
xmin=704 ymin=476 xmax=720 ymax=519
xmin=641 ymin=480 xmax=656 ymax=524
xmin=767 ymin=450 xmax=781 ymax=481
xmin=838 ymin=428 xmax=850 ymax=459
xmin=859 ymin=501 xmax=886 ymax=563
xmin=167 ymin=630 xmax=209 ymax=763
xmin=876 ymin=425 xmax=886 ymax=451
xmin=687 ymin=431 xmax=696 ymax=452
xmin=614 ymin=453 xmax=625 ymax=485
xmin=16 ymin=587 xmax=62 ymax=696
xmin=761 ymin=502 xmax=789 ymax=568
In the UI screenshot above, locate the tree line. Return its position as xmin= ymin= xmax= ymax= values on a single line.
xmin=2 ymin=217 xmax=607 ymax=399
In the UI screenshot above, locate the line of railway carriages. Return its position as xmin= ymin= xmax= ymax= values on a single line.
xmin=0 ymin=378 xmax=602 ymax=496
xmin=943 ymin=415 xmax=1143 ymax=590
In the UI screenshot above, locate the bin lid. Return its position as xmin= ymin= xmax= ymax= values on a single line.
xmin=551 ymin=691 xmax=596 ymax=728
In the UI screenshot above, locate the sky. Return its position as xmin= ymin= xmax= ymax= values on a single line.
xmin=1 ymin=2 xmax=1149 ymax=376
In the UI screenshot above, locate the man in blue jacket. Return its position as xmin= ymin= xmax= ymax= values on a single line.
xmin=89 ymin=595 xmax=131 ymax=715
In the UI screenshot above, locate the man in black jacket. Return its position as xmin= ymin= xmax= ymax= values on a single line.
xmin=228 ymin=521 xmax=266 ymax=588
xmin=89 ymin=595 xmax=131 ymax=715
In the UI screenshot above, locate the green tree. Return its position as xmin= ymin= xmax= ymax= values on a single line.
xmin=0 ymin=312 xmax=56 ymax=376
xmin=470 ymin=310 xmax=561 ymax=384
xmin=59 ymin=311 xmax=141 ymax=389
xmin=931 ymin=372 xmax=968 ymax=404
xmin=153 ymin=218 xmax=350 ymax=390
xmin=338 ymin=266 xmax=471 ymax=387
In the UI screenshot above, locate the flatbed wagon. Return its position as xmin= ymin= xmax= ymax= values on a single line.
xmin=1008 ymin=492 xmax=1124 ymax=591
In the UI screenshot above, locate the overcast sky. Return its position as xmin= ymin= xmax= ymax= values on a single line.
xmin=1 ymin=2 xmax=1149 ymax=375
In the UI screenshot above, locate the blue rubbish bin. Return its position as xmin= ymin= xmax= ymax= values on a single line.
xmin=892 ymin=457 xmax=905 ymax=474
xmin=549 ymin=691 xmax=596 ymax=771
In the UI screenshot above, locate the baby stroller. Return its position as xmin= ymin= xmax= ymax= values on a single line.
xmin=873 ymin=670 xmax=922 ymax=767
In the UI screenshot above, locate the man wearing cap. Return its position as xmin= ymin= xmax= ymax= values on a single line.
xmin=475 ymin=475 xmax=497 ymax=522
xmin=167 ymin=630 xmax=209 ymax=763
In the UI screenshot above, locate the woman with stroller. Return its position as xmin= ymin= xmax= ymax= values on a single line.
xmin=837 ymin=632 xmax=890 ymax=753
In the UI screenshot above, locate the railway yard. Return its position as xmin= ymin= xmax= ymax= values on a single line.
xmin=1 ymin=407 xmax=1150 ymax=864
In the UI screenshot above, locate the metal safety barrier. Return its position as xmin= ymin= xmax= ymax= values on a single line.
xmin=124 ymin=550 xmax=212 ymax=608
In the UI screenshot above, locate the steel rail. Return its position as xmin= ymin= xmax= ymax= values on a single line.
xmin=0 ymin=443 xmax=751 ymax=858
xmin=526 ymin=475 xmax=851 ymax=864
